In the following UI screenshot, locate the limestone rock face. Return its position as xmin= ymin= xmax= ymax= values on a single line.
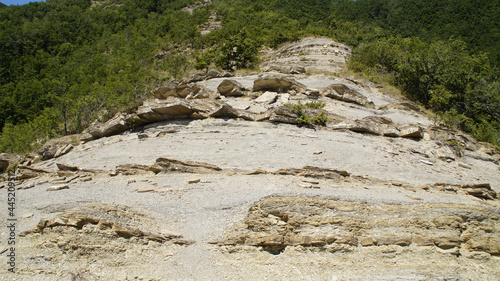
xmin=24 ymin=203 xmax=189 ymax=244
xmin=219 ymin=197 xmax=500 ymax=256
xmin=11 ymin=37 xmax=500 ymax=281
xmin=260 ymin=37 xmax=351 ymax=73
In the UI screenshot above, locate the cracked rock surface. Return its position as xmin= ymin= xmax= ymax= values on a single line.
xmin=1 ymin=37 xmax=500 ymax=280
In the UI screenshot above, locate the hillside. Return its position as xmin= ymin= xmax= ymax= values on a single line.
xmin=1 ymin=0 xmax=500 ymax=279
xmin=1 ymin=37 xmax=499 ymax=280
xmin=0 ymin=0 xmax=499 ymax=154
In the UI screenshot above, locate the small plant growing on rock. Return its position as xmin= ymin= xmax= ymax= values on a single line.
xmin=284 ymin=101 xmax=329 ymax=126
xmin=446 ymin=139 xmax=464 ymax=155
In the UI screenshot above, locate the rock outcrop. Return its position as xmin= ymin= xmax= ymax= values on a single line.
xmin=4 ymin=37 xmax=500 ymax=281
xmin=253 ymin=77 xmax=307 ymax=93
xmin=24 ymin=203 xmax=187 ymax=243
xmin=218 ymin=79 xmax=246 ymax=97
xmin=322 ymin=83 xmax=375 ymax=107
xmin=151 ymin=157 xmax=222 ymax=174
xmin=0 ymin=153 xmax=21 ymax=172
xmin=34 ymin=135 xmax=78 ymax=160
xmin=218 ymin=197 xmax=500 ymax=255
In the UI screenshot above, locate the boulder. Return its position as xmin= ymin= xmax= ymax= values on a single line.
xmin=80 ymin=122 xmax=105 ymax=141
xmin=382 ymin=127 xmax=400 ymax=137
xmin=330 ymin=121 xmax=382 ymax=136
xmin=0 ymin=153 xmax=21 ymax=173
xmin=53 ymin=144 xmax=73 ymax=158
xmin=17 ymin=167 xmax=41 ymax=180
xmin=236 ymin=111 xmax=258 ymax=121
xmin=99 ymin=113 xmax=130 ymax=137
xmin=217 ymin=79 xmax=245 ymax=97
xmin=154 ymin=82 xmax=196 ymax=99
xmin=289 ymin=66 xmax=306 ymax=74
xmin=204 ymin=68 xmax=234 ymax=79
xmin=253 ymin=77 xmax=306 ymax=93
xmin=398 ymin=125 xmax=424 ymax=139
xmin=305 ymin=88 xmax=321 ymax=98
xmin=137 ymin=98 xmax=194 ymax=123
xmin=322 ymin=84 xmax=375 ymax=107
xmin=56 ymin=163 xmax=79 ymax=172
xmin=136 ymin=103 xmax=167 ymax=123
xmin=255 ymin=91 xmax=278 ymax=104
xmin=277 ymin=93 xmax=290 ymax=105
xmin=209 ymin=104 xmax=239 ymax=118
xmin=35 ymin=135 xmax=79 ymax=160
xmin=269 ymin=106 xmax=299 ymax=124
xmin=149 ymin=99 xmax=193 ymax=117
xmin=186 ymin=85 xmax=218 ymax=99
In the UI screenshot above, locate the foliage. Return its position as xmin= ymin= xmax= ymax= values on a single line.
xmin=284 ymin=101 xmax=329 ymax=126
xmin=214 ymin=30 xmax=259 ymax=71
xmin=349 ymin=36 xmax=500 ymax=144
xmin=329 ymin=0 xmax=500 ymax=66
xmin=1 ymin=0 xmax=499 ymax=153
xmin=194 ymin=47 xmax=216 ymax=71
xmin=0 ymin=0 xmax=206 ymax=153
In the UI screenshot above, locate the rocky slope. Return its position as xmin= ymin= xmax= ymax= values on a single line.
xmin=1 ymin=37 xmax=499 ymax=280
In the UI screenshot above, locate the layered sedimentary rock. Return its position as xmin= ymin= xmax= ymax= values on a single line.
xmin=218 ymin=197 xmax=500 ymax=256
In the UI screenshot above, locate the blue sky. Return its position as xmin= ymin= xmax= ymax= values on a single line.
xmin=2 ymin=0 xmax=45 ymax=5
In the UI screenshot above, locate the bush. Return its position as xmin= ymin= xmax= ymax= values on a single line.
xmin=284 ymin=101 xmax=329 ymax=126
xmin=349 ymin=36 xmax=500 ymax=145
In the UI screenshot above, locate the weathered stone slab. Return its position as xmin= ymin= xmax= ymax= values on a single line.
xmin=253 ymin=77 xmax=306 ymax=93
xmin=322 ymin=84 xmax=374 ymax=107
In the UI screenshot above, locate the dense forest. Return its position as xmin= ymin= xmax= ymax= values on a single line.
xmin=0 ymin=0 xmax=499 ymax=153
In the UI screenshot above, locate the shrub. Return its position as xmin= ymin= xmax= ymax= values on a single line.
xmin=284 ymin=101 xmax=328 ymax=126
